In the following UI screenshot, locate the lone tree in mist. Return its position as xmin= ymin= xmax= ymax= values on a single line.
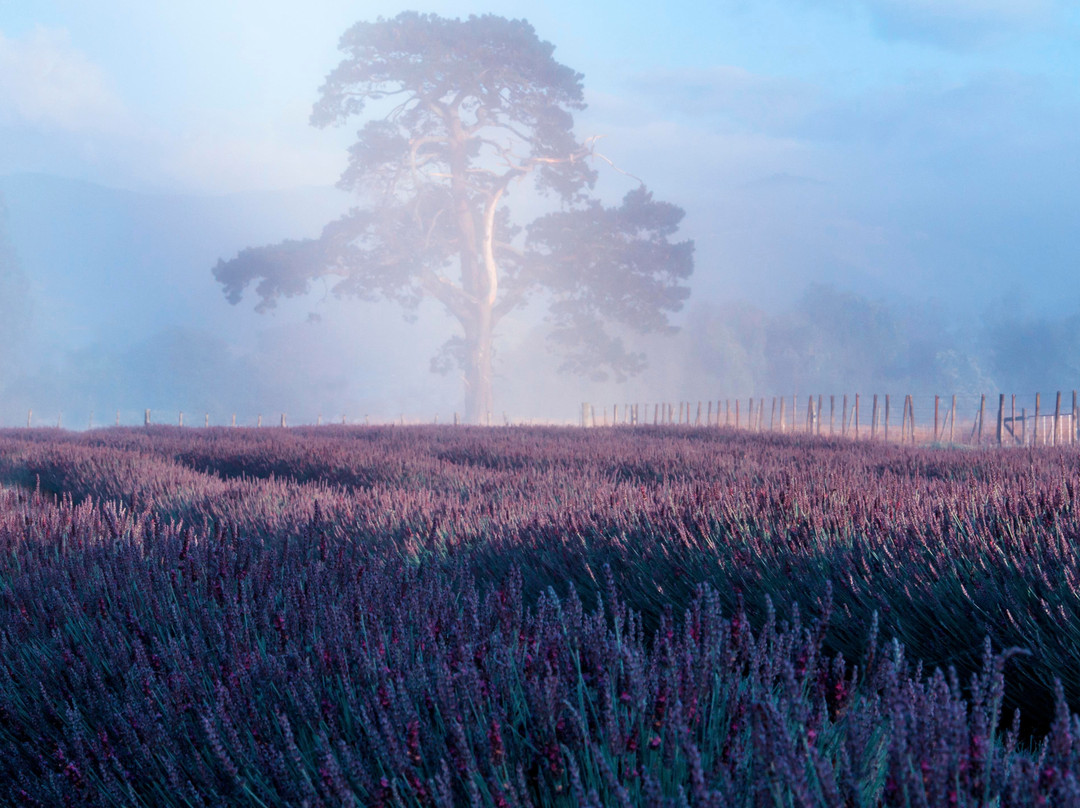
xmin=214 ymin=12 xmax=693 ymax=422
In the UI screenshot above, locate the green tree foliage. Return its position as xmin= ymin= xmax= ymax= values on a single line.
xmin=213 ymin=12 xmax=693 ymax=422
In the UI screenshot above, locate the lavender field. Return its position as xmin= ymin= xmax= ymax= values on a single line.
xmin=3 ymin=425 xmax=1080 ymax=806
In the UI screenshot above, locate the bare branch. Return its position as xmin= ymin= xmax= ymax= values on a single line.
xmin=582 ymin=135 xmax=645 ymax=185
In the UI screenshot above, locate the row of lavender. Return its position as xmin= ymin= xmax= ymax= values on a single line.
xmin=3 ymin=425 xmax=1080 ymax=805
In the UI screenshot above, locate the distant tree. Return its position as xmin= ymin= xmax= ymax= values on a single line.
xmin=987 ymin=311 xmax=1080 ymax=392
xmin=213 ymin=12 xmax=693 ymax=422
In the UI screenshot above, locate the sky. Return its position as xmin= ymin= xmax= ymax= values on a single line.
xmin=1 ymin=0 xmax=1079 ymax=421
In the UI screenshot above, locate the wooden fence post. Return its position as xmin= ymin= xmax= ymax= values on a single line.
xmin=970 ymin=397 xmax=983 ymax=444
xmin=807 ymin=396 xmax=814 ymax=432
xmin=179 ymin=411 xmax=184 ymax=427
xmin=317 ymin=415 xmax=323 ymax=426
xmin=996 ymin=394 xmax=1004 ymax=446
xmin=770 ymin=398 xmax=776 ymax=431
xmin=116 ymin=410 xmax=120 ymax=427
xmin=884 ymin=395 xmax=891 ymax=443
xmin=1034 ymin=393 xmax=1041 ymax=446
xmin=281 ymin=413 xmax=287 ymax=428
xmin=232 ymin=413 xmax=237 ymax=427
xmin=854 ymin=394 xmax=860 ymax=439
xmin=26 ymin=409 xmax=31 ymax=428
xmin=779 ymin=396 xmax=786 ymax=433
xmin=908 ymin=395 xmax=916 ymax=444
xmin=145 ymin=409 xmax=151 ymax=427
xmin=950 ymin=395 xmax=956 ymax=443
xmin=735 ymin=399 xmax=741 ymax=429
xmin=257 ymin=414 xmax=262 ymax=428
xmin=841 ymin=395 xmax=848 ymax=437
xmin=1054 ymin=391 xmax=1062 ymax=446
xmin=205 ymin=413 xmax=209 ymax=428
xmin=696 ymin=401 xmax=702 ymax=426
xmin=933 ymin=396 xmax=939 ymax=442
xmin=817 ymin=395 xmax=823 ymax=435
xmin=871 ymin=395 xmax=879 ymax=440
xmin=829 ymin=396 xmax=835 ymax=435
xmin=1067 ymin=388 xmax=1075 ymax=445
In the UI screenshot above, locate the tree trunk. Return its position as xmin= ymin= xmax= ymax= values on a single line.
xmin=463 ymin=306 xmax=494 ymax=424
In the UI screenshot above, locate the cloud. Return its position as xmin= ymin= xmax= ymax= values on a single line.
xmin=826 ymin=0 xmax=1064 ymax=48
xmin=0 ymin=28 xmax=129 ymax=132
xmin=586 ymin=58 xmax=1080 ymax=318
xmin=0 ymin=27 xmax=344 ymax=193
xmin=624 ymin=66 xmax=822 ymax=134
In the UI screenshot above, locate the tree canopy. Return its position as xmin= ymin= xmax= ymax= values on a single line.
xmin=214 ymin=12 xmax=694 ymax=421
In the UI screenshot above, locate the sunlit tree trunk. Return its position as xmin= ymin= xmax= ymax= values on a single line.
xmin=447 ymin=109 xmax=501 ymax=424
xmin=463 ymin=306 xmax=494 ymax=424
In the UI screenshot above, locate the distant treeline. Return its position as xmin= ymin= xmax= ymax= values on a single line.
xmin=674 ymin=283 xmax=1079 ymax=399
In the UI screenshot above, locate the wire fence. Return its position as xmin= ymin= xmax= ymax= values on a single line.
xmin=580 ymin=391 xmax=1080 ymax=447
xmin=10 ymin=408 xmax=563 ymax=430
xmin=9 ymin=391 xmax=1080 ymax=445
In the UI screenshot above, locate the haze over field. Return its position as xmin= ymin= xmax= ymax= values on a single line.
xmin=1 ymin=1 xmax=1079 ymax=424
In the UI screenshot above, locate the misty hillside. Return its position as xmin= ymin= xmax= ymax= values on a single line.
xmin=0 ymin=173 xmax=466 ymax=426
xmin=0 ymin=173 xmax=346 ymax=348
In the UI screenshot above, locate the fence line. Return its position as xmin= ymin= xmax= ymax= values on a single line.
xmin=12 ymin=408 xmax=555 ymax=430
xmin=9 ymin=392 xmax=1080 ymax=444
xmin=579 ymin=390 xmax=1080 ymax=447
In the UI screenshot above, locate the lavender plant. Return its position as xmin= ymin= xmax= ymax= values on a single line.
xmin=2 ymin=426 xmax=1080 ymax=804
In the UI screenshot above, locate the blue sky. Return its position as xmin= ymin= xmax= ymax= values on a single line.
xmin=2 ymin=0 xmax=1080 ymax=312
